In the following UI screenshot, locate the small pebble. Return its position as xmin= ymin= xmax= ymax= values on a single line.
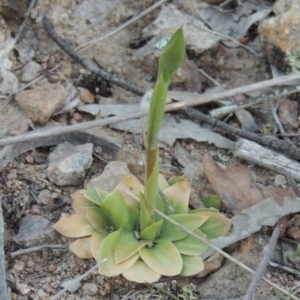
xmin=37 ymin=289 xmax=47 ymax=297
xmin=82 ymin=283 xmax=98 ymax=296
xmin=26 ymin=259 xmax=34 ymax=268
xmin=25 ymin=154 xmax=34 ymax=163
xmin=72 ymin=112 xmax=83 ymax=122
xmin=48 ymin=264 xmax=57 ymax=272
xmin=13 ymin=260 xmax=25 ymax=271
xmin=39 ymin=189 xmax=53 ymax=205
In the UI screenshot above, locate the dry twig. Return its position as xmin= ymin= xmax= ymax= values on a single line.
xmin=183 ymin=105 xmax=300 ymax=161
xmin=10 ymin=244 xmax=67 ymax=257
xmin=75 ymin=0 xmax=167 ymax=51
xmin=1 ymin=72 xmax=300 ymax=148
xmin=51 ymin=259 xmax=107 ymax=300
xmin=42 ymin=16 xmax=144 ymax=96
xmin=14 ymin=0 xmax=37 ymax=43
xmin=243 ymin=220 xmax=286 ymax=300
xmin=0 ymin=196 xmax=9 ymax=300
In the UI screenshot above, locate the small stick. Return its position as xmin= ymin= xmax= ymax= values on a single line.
xmin=183 ymin=107 xmax=300 ymax=161
xmin=192 ymin=0 xmax=259 ymax=57
xmin=51 ymin=259 xmax=107 ymax=300
xmin=42 ymin=16 xmax=145 ymax=96
xmin=10 ymin=244 xmax=67 ymax=257
xmin=1 ymin=73 xmax=300 ymax=147
xmin=243 ymin=220 xmax=286 ymax=300
xmin=269 ymin=261 xmax=300 ymax=277
xmin=76 ymin=0 xmax=167 ymax=51
xmin=75 ymin=0 xmax=122 ymax=38
xmin=0 ymin=197 xmax=9 ymax=300
xmin=14 ymin=0 xmax=37 ymax=43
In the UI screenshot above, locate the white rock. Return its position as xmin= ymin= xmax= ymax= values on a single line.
xmin=21 ymin=61 xmax=42 ymax=82
xmin=13 ymin=260 xmax=25 ymax=271
xmin=82 ymin=283 xmax=98 ymax=296
xmin=47 ymin=142 xmax=93 ymax=186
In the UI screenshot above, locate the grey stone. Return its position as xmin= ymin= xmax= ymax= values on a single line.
xmin=142 ymin=5 xmax=220 ymax=55
xmin=38 ymin=189 xmax=53 ymax=205
xmin=15 ymin=30 xmax=37 ymax=64
xmin=89 ymin=161 xmax=131 ymax=192
xmin=13 ymin=260 xmax=25 ymax=271
xmin=13 ymin=215 xmax=56 ymax=247
xmin=37 ymin=289 xmax=47 ymax=297
xmin=133 ymin=5 xmax=218 ymax=83
xmin=21 ymin=61 xmax=42 ymax=82
xmin=0 ymin=38 xmax=19 ymax=95
xmin=82 ymin=283 xmax=98 ymax=296
xmin=47 ymin=142 xmax=93 ymax=186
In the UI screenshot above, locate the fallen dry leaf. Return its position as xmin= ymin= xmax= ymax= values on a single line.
xmin=286 ymin=227 xmax=300 ymax=242
xmin=203 ymin=154 xmax=264 ymax=214
xmin=278 ymin=99 xmax=298 ymax=130
xmin=261 ymin=186 xmax=296 ymax=204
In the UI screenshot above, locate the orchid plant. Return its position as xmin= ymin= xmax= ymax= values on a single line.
xmin=54 ymin=28 xmax=232 ymax=283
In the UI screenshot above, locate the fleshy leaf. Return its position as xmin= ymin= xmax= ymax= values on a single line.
xmin=53 ymin=215 xmax=94 ymax=238
xmin=140 ymin=220 xmax=163 ymax=241
xmin=101 ymin=190 xmax=129 ymax=230
xmin=96 ymin=189 xmax=108 ymax=202
xmin=99 ymin=231 xmax=139 ymax=276
xmin=180 ymin=255 xmax=204 ymax=276
xmin=85 ymin=206 xmax=109 ymax=234
xmin=201 ymin=195 xmax=222 ymax=210
xmin=122 ymin=259 xmax=161 ymax=283
xmin=122 ymin=202 xmax=140 ymax=232
xmin=140 ymin=240 xmax=182 ymax=276
xmin=162 ymin=178 xmax=191 ymax=214
xmin=90 ymin=231 xmax=107 ymax=259
xmin=158 ymin=174 xmax=169 ymax=191
xmin=157 ymin=214 xmax=208 ymax=241
xmin=168 ymin=176 xmax=185 ymax=186
xmin=114 ymin=232 xmax=145 ymax=264
xmin=173 ymin=229 xmax=208 ymax=255
xmin=114 ymin=175 xmax=144 ymax=207
xmin=153 ymin=192 xmax=164 ymax=222
xmin=69 ymin=236 xmax=93 ymax=259
xmin=190 ymin=209 xmax=232 ymax=238
xmin=139 ymin=193 xmax=153 ymax=232
xmin=71 ymin=190 xmax=91 ymax=217
xmin=81 ymin=186 xmax=104 ymax=205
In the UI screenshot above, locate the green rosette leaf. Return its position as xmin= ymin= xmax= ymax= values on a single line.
xmin=173 ymin=229 xmax=208 ymax=255
xmin=101 ymin=190 xmax=129 ymax=231
xmin=85 ymin=206 xmax=109 ymax=234
xmin=157 ymin=214 xmax=208 ymax=242
xmin=201 ymin=195 xmax=222 ymax=210
xmin=140 ymin=241 xmax=182 ymax=276
xmin=190 ymin=209 xmax=232 ymax=239
xmin=81 ymin=186 xmax=107 ymax=205
xmin=140 ymin=220 xmax=163 ymax=241
xmin=114 ymin=232 xmax=146 ymax=264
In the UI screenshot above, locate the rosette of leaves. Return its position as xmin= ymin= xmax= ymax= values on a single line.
xmin=54 ymin=174 xmax=231 ymax=283
xmin=54 ymin=28 xmax=232 ymax=283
